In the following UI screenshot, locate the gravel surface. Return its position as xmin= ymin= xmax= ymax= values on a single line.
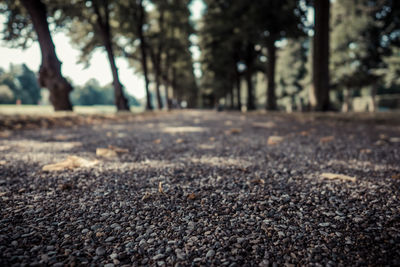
xmin=0 ymin=110 xmax=399 ymax=266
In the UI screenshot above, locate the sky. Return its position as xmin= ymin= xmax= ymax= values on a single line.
xmin=0 ymin=0 xmax=205 ymax=99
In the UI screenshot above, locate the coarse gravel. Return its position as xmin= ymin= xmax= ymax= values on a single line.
xmin=0 ymin=110 xmax=399 ymax=266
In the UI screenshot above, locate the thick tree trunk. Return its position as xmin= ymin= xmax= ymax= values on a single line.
xmin=310 ymin=0 xmax=330 ymax=111
xmin=266 ymin=40 xmax=277 ymax=110
xmin=21 ymin=0 xmax=72 ymax=111
xmin=93 ymin=2 xmax=128 ymax=111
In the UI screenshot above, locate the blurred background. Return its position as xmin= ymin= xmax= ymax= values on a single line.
xmin=0 ymin=0 xmax=399 ymax=113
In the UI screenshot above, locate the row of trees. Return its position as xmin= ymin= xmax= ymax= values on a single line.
xmin=0 ymin=0 xmax=198 ymax=111
xmin=0 ymin=64 xmax=140 ymax=106
xmin=199 ymin=0 xmax=400 ymax=111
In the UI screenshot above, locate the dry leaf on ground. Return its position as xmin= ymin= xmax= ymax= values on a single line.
xmin=58 ymin=183 xmax=73 ymax=190
xmin=187 ymin=193 xmax=196 ymax=200
xmin=0 ymin=146 xmax=10 ymax=151
xmin=389 ymin=137 xmax=400 ymax=143
xmin=158 ymin=182 xmax=164 ymax=194
xmin=230 ymin=128 xmax=242 ymax=134
xmin=360 ymin=148 xmax=372 ymax=154
xmin=176 ymin=138 xmax=184 ymax=144
xmin=96 ymin=145 xmax=129 ymax=157
xmin=0 ymin=131 xmax=11 ymax=138
xmin=250 ymin=178 xmax=265 ymax=184
xmin=209 ymin=137 xmax=215 ymax=141
xmin=321 ymin=172 xmax=356 ymax=182
xmin=252 ymin=122 xmax=276 ymax=128
xmin=299 ymin=131 xmax=309 ymax=136
xmin=267 ymin=136 xmax=284 ymax=145
xmin=108 ymin=145 xmax=129 ymax=153
xmin=320 ymin=136 xmax=335 ymax=143
xmin=54 ymin=135 xmax=69 ymax=141
xmin=153 ymin=139 xmax=161 ymax=144
xmin=224 ymin=120 xmax=233 ymax=126
xmin=226 ymin=128 xmax=242 ymax=135
xmin=42 ymin=156 xmax=98 ymax=171
xmin=375 ymin=140 xmax=387 ymax=146
xmin=379 ymin=134 xmax=388 ymax=140
xmin=0 ymin=160 xmax=6 ymax=165
xmin=96 ymin=148 xmax=118 ymax=158
xmin=142 ymin=192 xmax=151 ymax=200
xmin=391 ymin=174 xmax=400 ymax=179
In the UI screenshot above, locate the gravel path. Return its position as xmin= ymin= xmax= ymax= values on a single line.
xmin=0 ymin=110 xmax=399 ymax=266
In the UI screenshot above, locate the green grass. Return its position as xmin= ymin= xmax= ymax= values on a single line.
xmin=0 ymin=105 xmax=144 ymax=115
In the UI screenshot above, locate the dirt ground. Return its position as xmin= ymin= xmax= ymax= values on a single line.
xmin=0 ymin=110 xmax=399 ymax=266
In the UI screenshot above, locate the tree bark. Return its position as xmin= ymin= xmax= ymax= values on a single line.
xmin=245 ymin=43 xmax=256 ymax=111
xmin=230 ymin=83 xmax=234 ymax=109
xmin=137 ymin=0 xmax=153 ymax=110
xmin=236 ymin=74 xmax=242 ymax=110
xmin=246 ymin=70 xmax=255 ymax=110
xmin=266 ymin=39 xmax=277 ymax=110
xmin=163 ymin=53 xmax=172 ymax=110
xmin=21 ymin=0 xmax=72 ymax=111
xmin=93 ymin=1 xmax=129 ymax=111
xmin=310 ymin=0 xmax=330 ymax=111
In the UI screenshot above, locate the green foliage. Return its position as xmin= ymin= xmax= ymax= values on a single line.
xmin=0 ymin=64 xmax=41 ymax=104
xmin=199 ymin=0 xmax=306 ymax=105
xmin=381 ymin=47 xmax=400 ymax=88
xmin=69 ymin=79 xmax=114 ymax=106
xmin=69 ymin=78 xmax=141 ymax=107
xmin=0 ymin=85 xmax=14 ymax=104
xmin=276 ymin=38 xmax=307 ymax=97
xmin=331 ymin=0 xmax=400 ymax=91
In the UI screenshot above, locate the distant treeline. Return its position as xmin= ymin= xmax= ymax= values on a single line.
xmin=0 ymin=64 xmax=140 ymax=107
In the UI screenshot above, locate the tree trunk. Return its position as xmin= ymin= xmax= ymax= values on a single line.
xmin=245 ymin=43 xmax=256 ymax=111
xmin=310 ymin=0 xmax=330 ymax=111
xmin=163 ymin=53 xmax=171 ymax=110
xmin=154 ymin=9 xmax=165 ymax=110
xmin=171 ymin=67 xmax=180 ymax=107
xmin=266 ymin=39 xmax=277 ymax=110
xmin=137 ymin=0 xmax=153 ymax=110
xmin=230 ymin=84 xmax=234 ymax=109
xmin=235 ymin=72 xmax=242 ymax=110
xmin=139 ymin=40 xmax=152 ymax=110
xmin=21 ymin=0 xmax=72 ymax=111
xmin=104 ymin=41 xmax=129 ymax=111
xmin=246 ymin=70 xmax=255 ymax=110
xmin=93 ymin=2 xmax=129 ymax=111
xmin=155 ymin=67 xmax=163 ymax=109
